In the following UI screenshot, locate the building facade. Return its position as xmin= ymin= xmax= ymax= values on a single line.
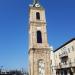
xmin=0 ymin=70 xmax=24 ymax=75
xmin=28 ymin=0 xmax=51 ymax=75
xmin=54 ymin=38 xmax=75 ymax=75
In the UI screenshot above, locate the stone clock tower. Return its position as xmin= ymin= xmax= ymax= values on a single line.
xmin=28 ymin=0 xmax=51 ymax=75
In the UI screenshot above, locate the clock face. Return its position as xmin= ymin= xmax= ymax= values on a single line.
xmin=35 ymin=3 xmax=40 ymax=7
xmin=39 ymin=60 xmax=45 ymax=75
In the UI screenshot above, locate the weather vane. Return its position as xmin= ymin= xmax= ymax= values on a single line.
xmin=33 ymin=0 xmax=39 ymax=5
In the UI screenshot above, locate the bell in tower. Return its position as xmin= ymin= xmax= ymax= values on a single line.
xmin=28 ymin=0 xmax=51 ymax=75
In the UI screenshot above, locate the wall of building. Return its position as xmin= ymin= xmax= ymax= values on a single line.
xmin=50 ymin=46 xmax=56 ymax=75
xmin=54 ymin=40 xmax=75 ymax=69
xmin=53 ymin=39 xmax=75 ymax=75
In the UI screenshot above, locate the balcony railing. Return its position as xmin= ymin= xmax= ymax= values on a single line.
xmin=55 ymin=62 xmax=75 ymax=69
xmin=59 ymin=51 xmax=68 ymax=58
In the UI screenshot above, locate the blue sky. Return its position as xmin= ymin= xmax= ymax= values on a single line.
xmin=0 ymin=0 xmax=75 ymax=70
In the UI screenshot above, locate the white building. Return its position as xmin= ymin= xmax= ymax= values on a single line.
xmin=50 ymin=46 xmax=56 ymax=75
xmin=54 ymin=38 xmax=75 ymax=75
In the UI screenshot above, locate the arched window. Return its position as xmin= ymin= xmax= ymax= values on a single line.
xmin=37 ymin=31 xmax=42 ymax=43
xmin=36 ymin=12 xmax=40 ymax=20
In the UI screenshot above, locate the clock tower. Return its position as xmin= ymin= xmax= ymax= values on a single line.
xmin=29 ymin=0 xmax=51 ymax=75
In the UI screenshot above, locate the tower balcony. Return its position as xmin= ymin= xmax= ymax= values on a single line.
xmin=59 ymin=51 xmax=68 ymax=59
